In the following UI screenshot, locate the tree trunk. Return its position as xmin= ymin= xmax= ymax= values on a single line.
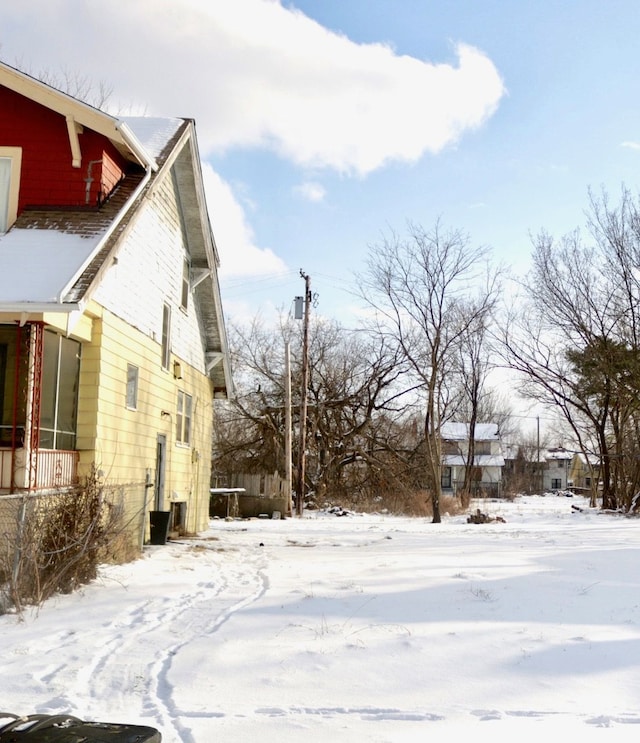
xmin=461 ymin=415 xmax=477 ymax=506
xmin=424 ymin=407 xmax=441 ymax=523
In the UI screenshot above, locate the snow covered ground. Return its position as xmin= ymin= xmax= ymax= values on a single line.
xmin=1 ymin=495 xmax=639 ymax=742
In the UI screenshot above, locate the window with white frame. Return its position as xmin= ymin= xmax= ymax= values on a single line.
xmin=161 ymin=303 xmax=171 ymax=370
xmin=176 ymin=390 xmax=193 ymax=445
xmin=40 ymin=331 xmax=81 ymax=450
xmin=126 ymin=363 xmax=138 ymax=410
xmin=0 ymin=147 xmax=22 ymax=233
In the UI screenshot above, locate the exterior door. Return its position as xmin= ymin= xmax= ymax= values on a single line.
xmin=154 ymin=434 xmax=167 ymax=511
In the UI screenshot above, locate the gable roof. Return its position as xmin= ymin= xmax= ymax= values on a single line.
xmin=545 ymin=447 xmax=573 ymax=462
xmin=0 ymin=62 xmax=231 ymax=396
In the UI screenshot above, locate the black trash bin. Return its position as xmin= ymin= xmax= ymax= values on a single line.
xmin=0 ymin=713 xmax=161 ymax=741
xmin=149 ymin=510 xmax=171 ymax=545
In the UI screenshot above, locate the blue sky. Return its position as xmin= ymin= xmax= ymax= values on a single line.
xmin=2 ymin=0 xmax=640 ymax=328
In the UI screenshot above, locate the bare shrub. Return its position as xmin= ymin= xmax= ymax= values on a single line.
xmin=320 ymin=487 xmax=467 ymax=518
xmin=2 ymin=468 xmax=130 ymax=613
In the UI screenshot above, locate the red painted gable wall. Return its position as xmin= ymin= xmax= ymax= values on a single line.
xmin=0 ymin=85 xmax=128 ymax=211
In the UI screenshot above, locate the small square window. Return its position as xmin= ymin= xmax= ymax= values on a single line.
xmin=126 ymin=364 xmax=138 ymax=409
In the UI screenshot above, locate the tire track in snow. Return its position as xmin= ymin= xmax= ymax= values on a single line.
xmin=150 ymin=560 xmax=269 ymax=742
xmin=70 ymin=542 xmax=268 ymax=743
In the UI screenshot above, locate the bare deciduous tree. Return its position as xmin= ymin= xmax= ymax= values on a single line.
xmin=453 ymin=292 xmax=502 ymax=502
xmin=213 ymin=314 xmax=410 ymax=507
xmin=359 ymin=221 xmax=499 ymax=522
xmin=501 ymin=186 xmax=640 ymax=511
xmin=5 ymin=55 xmax=113 ymax=109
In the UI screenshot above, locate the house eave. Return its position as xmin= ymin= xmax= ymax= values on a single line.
xmin=0 ymin=302 xmax=80 ymax=315
xmin=0 ymin=60 xmax=156 ymax=170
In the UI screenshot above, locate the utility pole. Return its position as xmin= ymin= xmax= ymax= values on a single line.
xmin=284 ymin=341 xmax=293 ymax=517
xmin=537 ymin=415 xmax=541 ymax=494
xmin=296 ymin=270 xmax=311 ymax=516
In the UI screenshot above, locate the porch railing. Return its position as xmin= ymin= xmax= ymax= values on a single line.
xmin=0 ymin=448 xmax=79 ymax=491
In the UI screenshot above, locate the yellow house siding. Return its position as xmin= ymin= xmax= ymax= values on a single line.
xmin=76 ymin=306 xmax=214 ymax=534
xmin=43 ymin=312 xmax=93 ymax=343
xmin=75 ymin=318 xmax=101 ymax=453
xmin=12 ymin=149 xmax=225 ymax=538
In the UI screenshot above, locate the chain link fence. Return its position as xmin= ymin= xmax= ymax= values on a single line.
xmin=0 ymin=480 xmax=149 ymax=612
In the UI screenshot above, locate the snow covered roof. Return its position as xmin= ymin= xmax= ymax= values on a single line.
xmin=120 ymin=117 xmax=185 ymax=161
xmin=0 ymin=117 xmax=188 ymax=312
xmin=440 ymin=422 xmax=500 ymax=441
xmin=0 ymin=64 xmax=230 ymax=393
xmin=0 ymin=63 xmax=192 ymax=311
xmin=545 ymin=448 xmax=573 ymax=461
xmin=0 ymin=229 xmax=103 ymax=306
xmin=443 ymin=454 xmax=505 ymax=467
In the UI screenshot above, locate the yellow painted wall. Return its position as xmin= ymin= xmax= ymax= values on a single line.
xmin=76 ymin=304 xmax=214 ymax=535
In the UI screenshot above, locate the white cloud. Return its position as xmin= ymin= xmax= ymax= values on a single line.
xmin=200 ymin=163 xmax=287 ymax=279
xmin=0 ymin=0 xmax=505 ymax=303
xmin=294 ymin=181 xmax=326 ymax=202
xmin=0 ymin=0 xmax=505 ymax=176
xmin=621 ymin=141 xmax=640 ymax=151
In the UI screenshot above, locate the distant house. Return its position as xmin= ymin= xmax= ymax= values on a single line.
xmin=0 ymin=61 xmax=231 ymax=539
xmin=568 ymin=451 xmax=599 ymax=494
xmin=440 ymin=422 xmax=504 ymax=497
xmin=542 ymin=447 xmax=573 ymax=492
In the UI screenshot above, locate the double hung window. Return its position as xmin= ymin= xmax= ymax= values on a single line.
xmin=161 ymin=303 xmax=171 ymax=370
xmin=176 ymin=390 xmax=192 ymax=445
xmin=126 ymin=364 xmax=139 ymax=410
xmin=40 ymin=331 xmax=81 ymax=450
xmin=441 ymin=466 xmax=452 ymax=489
xmin=181 ymin=258 xmax=190 ymax=310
